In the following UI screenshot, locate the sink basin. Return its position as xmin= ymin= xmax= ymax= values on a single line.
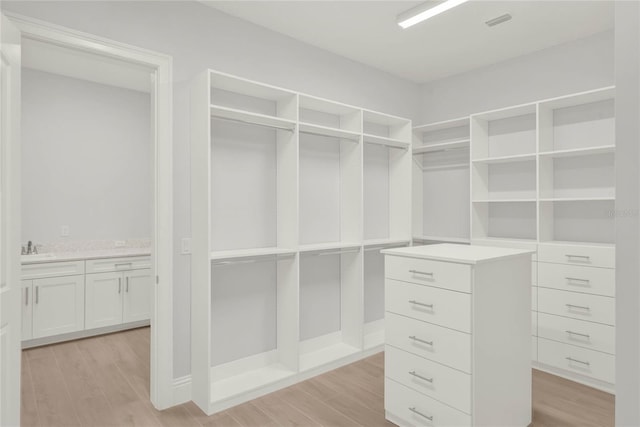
xmin=21 ymin=253 xmax=56 ymax=262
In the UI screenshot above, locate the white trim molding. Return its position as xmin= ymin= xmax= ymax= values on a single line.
xmin=6 ymin=13 xmax=175 ymax=410
xmin=172 ymin=375 xmax=193 ymax=406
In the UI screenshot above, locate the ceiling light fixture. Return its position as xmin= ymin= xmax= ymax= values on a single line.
xmin=397 ymin=0 xmax=470 ymax=29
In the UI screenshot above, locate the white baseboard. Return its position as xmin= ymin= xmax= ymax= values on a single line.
xmin=172 ymin=375 xmax=192 ymax=406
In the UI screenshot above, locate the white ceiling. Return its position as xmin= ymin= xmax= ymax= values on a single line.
xmin=204 ymin=0 xmax=614 ymax=83
xmin=23 ymin=38 xmax=153 ymax=93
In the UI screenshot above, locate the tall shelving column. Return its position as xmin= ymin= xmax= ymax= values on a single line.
xmin=191 ymin=70 xmax=300 ymax=414
xmin=362 ymin=110 xmax=412 ymax=349
xmin=412 ymin=117 xmax=471 ymax=245
xmin=297 ymin=95 xmax=364 ymax=371
xmin=535 ymin=87 xmax=616 ymax=391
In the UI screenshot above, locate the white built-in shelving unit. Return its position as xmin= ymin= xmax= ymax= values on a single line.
xmin=412 ymin=117 xmax=471 ymax=245
xmin=191 ymin=70 xmax=411 ymax=415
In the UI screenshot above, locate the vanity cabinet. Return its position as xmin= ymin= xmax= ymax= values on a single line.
xmin=21 ymin=254 xmax=150 ymax=346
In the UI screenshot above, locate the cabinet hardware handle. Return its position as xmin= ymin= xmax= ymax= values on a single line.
xmin=566 ymin=254 xmax=590 ymax=262
xmin=566 ymin=330 xmax=590 ymax=339
xmin=35 ymin=286 xmax=39 ymax=304
xmin=409 ymin=300 xmax=434 ymax=309
xmin=409 ymin=370 xmax=434 ymax=383
xmin=25 ymin=288 xmax=29 ymax=306
xmin=118 ymin=278 xmax=122 ymax=294
xmin=566 ymin=277 xmax=590 ymax=285
xmin=565 ymin=304 xmax=590 ymax=311
xmin=409 ymin=335 xmax=433 ymax=346
xmin=115 ymin=262 xmax=133 ymax=267
xmin=126 ymin=277 xmax=129 ymax=293
xmin=566 ymin=357 xmax=590 ymax=366
xmin=409 ymin=270 xmax=434 ymax=277
xmin=408 ymin=407 xmax=433 ymax=421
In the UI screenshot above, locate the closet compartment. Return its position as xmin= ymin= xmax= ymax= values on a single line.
xmin=209 ymin=255 xmax=298 ymax=404
xmin=472 ymin=158 xmax=536 ymax=201
xmin=539 ymin=200 xmax=615 ymax=245
xmin=539 ymin=151 xmax=614 ymax=200
xmin=299 ymin=122 xmax=361 ymax=250
xmin=471 ymin=104 xmax=537 ymax=161
xmin=472 ymin=201 xmax=537 ymax=242
xmin=538 ymin=87 xmax=615 ymax=153
xmin=413 ymin=118 xmax=470 ymax=244
xmin=363 ymin=135 xmax=412 ymax=246
xmin=209 ymin=70 xmax=297 ymax=127
xmin=299 ymin=249 xmax=362 ymax=371
xmin=298 ymin=94 xmax=361 ymax=140
xmin=363 ymin=109 xmax=412 ymax=149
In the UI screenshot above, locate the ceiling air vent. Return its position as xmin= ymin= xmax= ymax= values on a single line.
xmin=485 ymin=13 xmax=512 ymax=27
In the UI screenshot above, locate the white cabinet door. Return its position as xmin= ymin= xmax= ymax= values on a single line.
xmin=21 ymin=280 xmax=32 ymax=340
xmin=123 ymin=269 xmax=151 ymax=323
xmin=32 ymin=275 xmax=84 ymax=339
xmin=85 ymin=272 xmax=123 ymax=329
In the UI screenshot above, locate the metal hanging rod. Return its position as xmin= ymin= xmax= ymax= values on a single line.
xmin=316 ymin=249 xmax=361 ymax=256
xmin=299 ymin=129 xmax=359 ymax=142
xmin=211 ymin=115 xmax=295 ymax=132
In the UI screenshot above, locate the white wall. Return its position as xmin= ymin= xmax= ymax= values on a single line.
xmin=614 ymin=2 xmax=640 ymax=424
xmin=21 ymin=68 xmax=150 ymax=244
xmin=2 ymin=0 xmax=421 ymax=378
xmin=418 ymin=30 xmax=614 ymax=124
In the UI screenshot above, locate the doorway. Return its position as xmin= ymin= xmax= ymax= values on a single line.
xmin=6 ymin=13 xmax=174 ymax=415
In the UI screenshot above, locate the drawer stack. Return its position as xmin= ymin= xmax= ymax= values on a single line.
xmin=383 ymin=244 xmax=532 ymax=427
xmin=536 ymin=243 xmax=615 ymax=387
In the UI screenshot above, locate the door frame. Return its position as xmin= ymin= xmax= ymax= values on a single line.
xmin=5 ymin=13 xmax=175 ymax=410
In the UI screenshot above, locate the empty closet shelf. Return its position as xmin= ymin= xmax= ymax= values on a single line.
xmin=210 ymin=104 xmax=296 ymax=131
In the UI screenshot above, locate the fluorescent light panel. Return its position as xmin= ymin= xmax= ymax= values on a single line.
xmin=398 ymin=0 xmax=470 ymax=29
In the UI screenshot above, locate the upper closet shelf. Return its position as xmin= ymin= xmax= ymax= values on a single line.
xmin=363 ymin=134 xmax=410 ymax=149
xmin=210 ymin=104 xmax=297 ymax=131
xmin=538 ymin=145 xmax=615 ymax=158
xmin=412 ymin=139 xmax=469 ymax=155
xmin=298 ymin=122 xmax=361 ymax=141
xmin=472 ymin=153 xmax=536 ymax=164
xmin=210 ymin=247 xmax=297 ymax=263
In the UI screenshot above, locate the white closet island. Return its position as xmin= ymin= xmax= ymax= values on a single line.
xmin=190 ymin=69 xmax=412 ymax=415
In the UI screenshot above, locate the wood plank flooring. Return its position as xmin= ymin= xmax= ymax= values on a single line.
xmin=22 ymin=327 xmax=614 ymax=426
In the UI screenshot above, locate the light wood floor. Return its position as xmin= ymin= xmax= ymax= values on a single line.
xmin=21 ymin=327 xmax=614 ymax=426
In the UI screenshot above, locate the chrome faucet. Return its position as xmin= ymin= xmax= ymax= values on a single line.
xmin=22 ymin=241 xmax=38 ymax=255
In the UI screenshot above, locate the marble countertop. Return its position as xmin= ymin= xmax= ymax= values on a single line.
xmin=21 ymin=247 xmax=151 ymax=265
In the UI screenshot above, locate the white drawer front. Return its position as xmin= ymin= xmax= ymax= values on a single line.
xmin=538 ymin=288 xmax=615 ymax=326
xmin=532 ymin=311 xmax=537 ymax=337
xmin=22 ymin=260 xmax=85 ymax=280
xmin=386 ymin=312 xmax=471 ymax=373
xmin=538 ymin=244 xmax=614 ymax=269
xmin=538 ymin=313 xmax=615 ymax=355
xmin=85 ymin=256 xmax=151 ymax=274
xmin=538 ymin=338 xmax=615 ymax=384
xmin=532 ymin=336 xmax=538 ymax=361
xmin=385 ymin=379 xmax=471 ymax=427
xmin=386 ymin=279 xmax=471 ymax=333
xmin=385 ymin=345 xmax=471 ymax=414
xmin=385 ymin=256 xmax=471 ymax=293
xmin=538 ymin=262 xmax=615 ymax=297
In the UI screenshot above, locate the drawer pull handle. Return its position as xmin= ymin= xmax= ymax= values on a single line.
xmin=566 ymin=330 xmax=590 ymax=339
xmin=409 ymin=407 xmax=433 ymax=421
xmin=118 ymin=278 xmax=122 ymax=294
xmin=409 ymin=300 xmax=434 ymax=309
xmin=409 ymin=335 xmax=433 ymax=346
xmin=35 ymin=286 xmax=39 ymax=304
xmin=565 ymin=304 xmax=590 ymax=311
xmin=409 ymin=270 xmax=434 ymax=277
xmin=409 ymin=370 xmax=434 ymax=383
xmin=115 ymin=262 xmax=133 ymax=267
xmin=566 ymin=254 xmax=591 ymax=262
xmin=25 ymin=288 xmax=29 ymax=306
xmin=566 ymin=277 xmax=590 ymax=285
xmin=126 ymin=277 xmax=129 ymax=293
xmin=566 ymin=357 xmax=590 ymax=366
